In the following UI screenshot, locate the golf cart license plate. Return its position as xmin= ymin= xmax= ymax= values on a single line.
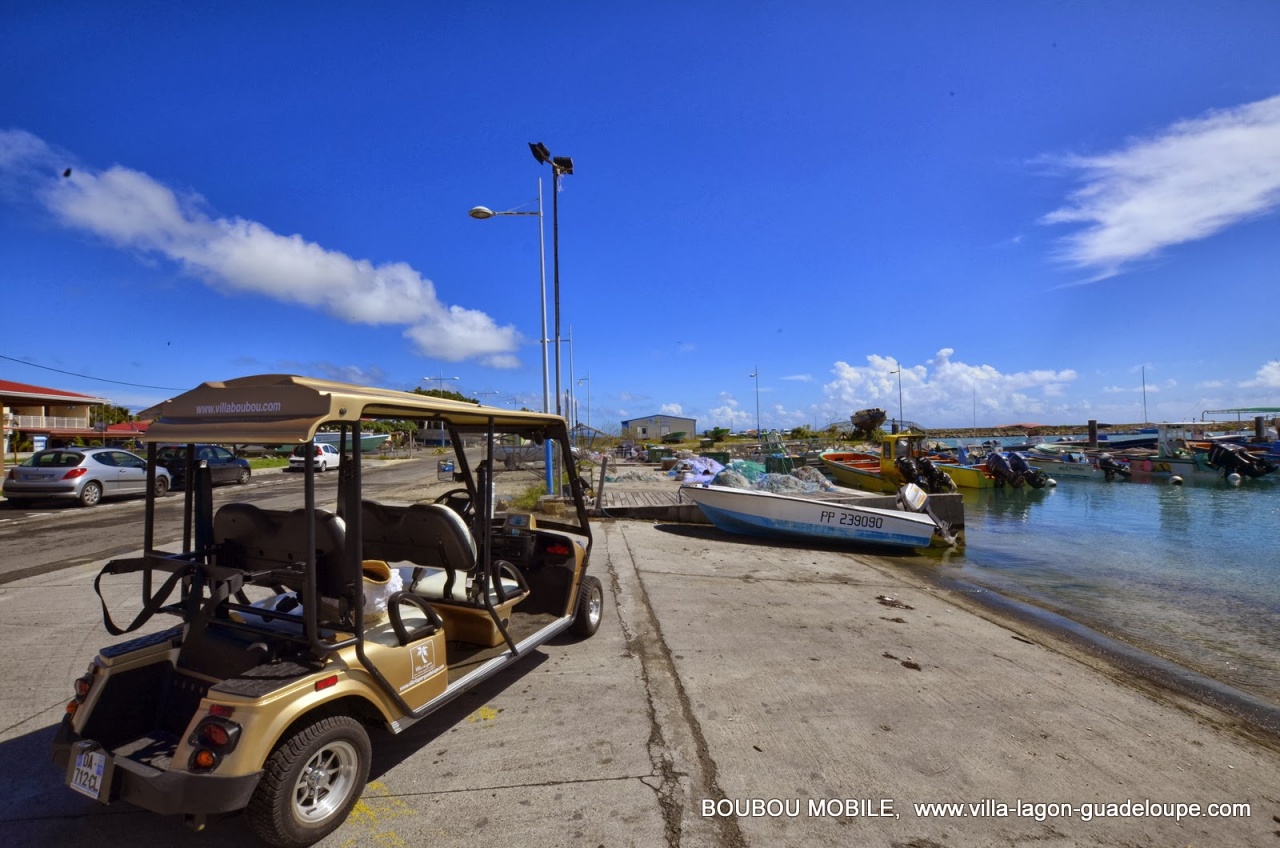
xmin=70 ymin=749 xmax=107 ymax=800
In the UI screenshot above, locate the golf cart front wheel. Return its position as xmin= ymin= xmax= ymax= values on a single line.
xmin=570 ymin=574 xmax=603 ymax=638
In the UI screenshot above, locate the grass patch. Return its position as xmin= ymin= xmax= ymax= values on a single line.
xmin=509 ymin=483 xmax=547 ymax=510
xmin=249 ymin=457 xmax=290 ymax=470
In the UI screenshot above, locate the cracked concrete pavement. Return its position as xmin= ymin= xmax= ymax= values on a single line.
xmin=1 ymin=518 xmax=1278 ymax=847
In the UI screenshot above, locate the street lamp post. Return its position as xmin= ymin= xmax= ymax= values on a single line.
xmin=529 ymin=141 xmax=573 ymax=420
xmin=577 ymin=372 xmax=590 ymax=446
xmin=890 ymin=367 xmax=903 ymax=433
xmin=423 ymin=375 xmax=459 ymax=446
xmin=470 ymin=181 xmax=554 ymax=493
xmin=749 ymin=367 xmax=761 ymax=441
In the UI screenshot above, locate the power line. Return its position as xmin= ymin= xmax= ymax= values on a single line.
xmin=0 ymin=353 xmax=180 ymax=391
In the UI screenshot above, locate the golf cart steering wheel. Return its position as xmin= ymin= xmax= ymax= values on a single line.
xmin=434 ymin=488 xmax=474 ymax=519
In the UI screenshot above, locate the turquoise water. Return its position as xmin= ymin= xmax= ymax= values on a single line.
xmin=917 ymin=476 xmax=1280 ymax=706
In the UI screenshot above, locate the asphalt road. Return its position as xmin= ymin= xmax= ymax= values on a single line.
xmin=0 ymin=457 xmax=456 ymax=585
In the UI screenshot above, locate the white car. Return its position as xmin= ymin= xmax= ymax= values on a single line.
xmin=289 ymin=442 xmax=342 ymax=471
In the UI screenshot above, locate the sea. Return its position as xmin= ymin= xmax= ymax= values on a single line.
xmin=902 ymin=467 xmax=1280 ymax=709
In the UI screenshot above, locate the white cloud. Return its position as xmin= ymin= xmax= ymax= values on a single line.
xmin=659 ymin=402 xmax=684 ymax=416
xmin=1241 ymin=360 xmax=1280 ymax=388
xmin=781 ymin=374 xmax=812 ymax=383
xmin=821 ymin=349 xmax=1077 ymax=425
xmin=1 ymin=130 xmax=520 ymax=366
xmin=1041 ymin=94 xmax=1280 ymax=278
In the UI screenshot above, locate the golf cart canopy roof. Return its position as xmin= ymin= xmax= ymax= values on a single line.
xmin=143 ymin=374 xmax=565 ymax=444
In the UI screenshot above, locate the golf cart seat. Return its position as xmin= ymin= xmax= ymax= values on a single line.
xmin=213 ymin=503 xmax=354 ymax=604
xmin=360 ymin=501 xmax=528 ymax=606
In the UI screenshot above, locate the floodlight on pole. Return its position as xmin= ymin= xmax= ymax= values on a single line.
xmin=529 ymin=141 xmax=573 ymax=422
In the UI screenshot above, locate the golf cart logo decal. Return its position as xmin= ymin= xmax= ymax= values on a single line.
xmin=401 ymin=641 xmax=438 ymax=691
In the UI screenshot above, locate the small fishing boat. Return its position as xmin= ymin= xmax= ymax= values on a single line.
xmin=679 ymin=483 xmax=950 ymax=549
xmin=1122 ymin=423 xmax=1278 ymax=483
xmin=823 ymin=433 xmax=986 ymax=492
xmin=1022 ymin=446 xmax=1105 ymax=480
xmin=820 ymin=449 xmax=895 ymax=493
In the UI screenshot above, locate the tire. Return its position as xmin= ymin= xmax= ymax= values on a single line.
xmin=79 ymin=481 xmax=103 ymax=508
xmin=237 ymin=467 xmax=251 ymax=485
xmin=153 ymin=476 xmax=170 ymax=497
xmin=245 ymin=714 xmax=371 ymax=848
xmin=569 ymin=574 xmax=603 ymax=638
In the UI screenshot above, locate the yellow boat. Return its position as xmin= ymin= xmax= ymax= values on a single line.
xmin=821 ymin=433 xmax=966 ymax=493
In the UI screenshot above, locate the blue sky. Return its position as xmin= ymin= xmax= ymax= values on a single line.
xmin=3 ymin=2 xmax=1279 ymax=433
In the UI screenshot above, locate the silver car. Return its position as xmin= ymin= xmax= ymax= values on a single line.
xmin=2 ymin=447 xmax=171 ymax=507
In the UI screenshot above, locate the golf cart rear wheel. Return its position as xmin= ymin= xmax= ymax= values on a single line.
xmin=246 ymin=714 xmax=371 ymax=848
xmin=570 ymin=574 xmax=603 ymax=637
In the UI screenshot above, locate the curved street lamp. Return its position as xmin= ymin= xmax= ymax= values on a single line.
xmin=890 ymin=367 xmax=903 ymax=433
xmin=469 ymin=183 xmax=554 ymax=493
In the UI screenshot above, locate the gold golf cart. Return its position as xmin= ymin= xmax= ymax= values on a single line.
xmin=52 ymin=374 xmax=602 ymax=846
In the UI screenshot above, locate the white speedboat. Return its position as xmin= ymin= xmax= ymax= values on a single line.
xmin=678 ymin=483 xmax=949 ymax=549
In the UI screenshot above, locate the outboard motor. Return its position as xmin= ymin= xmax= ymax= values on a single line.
xmin=897 ymin=482 xmax=956 ymax=546
xmin=1007 ymin=452 xmax=1048 ymax=489
xmin=916 ymin=455 xmax=958 ymax=493
xmin=984 ymin=451 xmax=1022 ymax=488
xmin=1096 ymin=453 xmax=1131 ymax=481
xmin=1207 ymin=442 xmax=1277 ymax=479
xmin=895 ymin=456 xmax=924 ymax=488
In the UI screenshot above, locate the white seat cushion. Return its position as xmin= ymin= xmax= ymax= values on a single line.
xmin=396 ymin=566 xmax=523 ymax=604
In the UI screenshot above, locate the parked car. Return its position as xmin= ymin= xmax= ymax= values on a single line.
xmin=289 ymin=442 xmax=342 ymax=471
xmin=154 ymin=444 xmax=252 ymax=488
xmin=3 ymin=447 xmax=171 ymax=507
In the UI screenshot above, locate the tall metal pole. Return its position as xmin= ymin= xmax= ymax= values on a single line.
xmin=423 ymin=375 xmax=459 ymax=446
xmin=536 ymin=180 xmax=550 ymax=417
xmin=897 ymin=369 xmax=904 ymax=431
xmin=536 ymin=179 xmax=554 ymax=494
xmin=1142 ymin=365 xmax=1148 ymax=424
xmin=468 ymin=183 xmax=553 ymax=493
xmin=750 ymin=367 xmax=760 ymax=440
xmin=552 ymin=171 xmax=562 ymax=418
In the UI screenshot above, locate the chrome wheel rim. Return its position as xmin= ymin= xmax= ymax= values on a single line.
xmin=291 ymin=740 xmax=358 ymax=823
xmin=587 ymin=586 xmax=603 ymax=627
xmin=81 ymin=484 xmax=101 ymax=506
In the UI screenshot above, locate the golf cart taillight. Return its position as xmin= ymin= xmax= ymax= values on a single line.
xmin=208 ymin=703 xmax=235 ymax=718
xmin=189 ymin=716 xmax=241 ymax=767
xmin=73 ymin=663 xmax=98 ymax=701
xmin=201 ymin=722 xmax=232 ymax=747
xmin=62 ymin=467 xmax=88 ymax=480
